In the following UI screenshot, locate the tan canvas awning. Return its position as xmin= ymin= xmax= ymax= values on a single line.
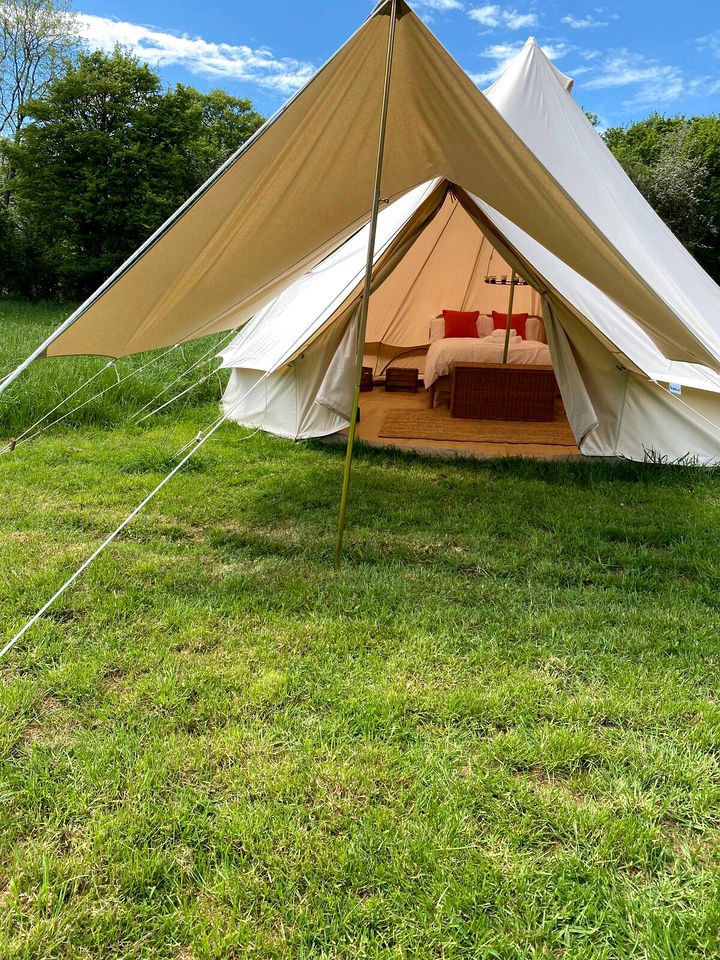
xmin=37 ymin=0 xmax=720 ymax=368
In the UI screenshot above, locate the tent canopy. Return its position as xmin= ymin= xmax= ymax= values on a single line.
xmin=27 ymin=0 xmax=720 ymax=371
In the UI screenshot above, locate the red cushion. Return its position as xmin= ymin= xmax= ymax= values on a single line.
xmin=492 ymin=310 xmax=529 ymax=339
xmin=442 ymin=309 xmax=480 ymax=339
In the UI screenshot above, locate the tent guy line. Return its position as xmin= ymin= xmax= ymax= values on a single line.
xmin=0 ymin=360 xmax=116 ymax=456
xmin=129 ymin=328 xmax=240 ymax=423
xmin=135 ymin=373 xmax=212 ymax=425
xmin=0 ymin=345 xmax=179 ymax=455
xmin=0 ymin=368 xmax=274 ymax=661
xmin=1 ymin=326 xmax=242 ymax=457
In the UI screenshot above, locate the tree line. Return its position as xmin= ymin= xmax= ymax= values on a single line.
xmin=1 ymin=0 xmax=719 ymax=303
xmin=604 ymin=114 xmax=720 ymax=283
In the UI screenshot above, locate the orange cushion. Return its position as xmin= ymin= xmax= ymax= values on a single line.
xmin=492 ymin=310 xmax=529 ymax=339
xmin=443 ymin=309 xmax=480 ymax=339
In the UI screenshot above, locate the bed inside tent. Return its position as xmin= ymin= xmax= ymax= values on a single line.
xmin=360 ymin=188 xmax=571 ymax=456
xmin=219 ymin=181 xmax=579 ymax=458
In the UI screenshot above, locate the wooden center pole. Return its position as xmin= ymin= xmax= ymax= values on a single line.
xmin=502 ymin=271 xmax=518 ymax=365
xmin=334 ymin=0 xmax=398 ymax=568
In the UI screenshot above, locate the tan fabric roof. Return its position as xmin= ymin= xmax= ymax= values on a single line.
xmin=45 ymin=0 xmax=718 ymax=366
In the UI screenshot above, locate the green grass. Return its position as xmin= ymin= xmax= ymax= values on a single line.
xmin=2 ymin=300 xmax=720 ymax=959
xmin=0 ymin=299 xmax=229 ymax=437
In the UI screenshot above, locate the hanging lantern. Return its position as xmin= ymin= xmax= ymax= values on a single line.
xmin=483 ymin=248 xmax=529 ymax=286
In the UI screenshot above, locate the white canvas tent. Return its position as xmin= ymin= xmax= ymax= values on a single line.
xmin=218 ymin=174 xmax=720 ymax=461
xmin=3 ymin=1 xmax=720 ymax=465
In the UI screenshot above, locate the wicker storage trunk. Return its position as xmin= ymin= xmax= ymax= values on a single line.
xmin=360 ymin=366 xmax=374 ymax=392
xmin=385 ymin=367 xmax=419 ymax=393
xmin=450 ymin=362 xmax=557 ymax=421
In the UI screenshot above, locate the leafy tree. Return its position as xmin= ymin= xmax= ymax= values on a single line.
xmin=5 ymin=48 xmax=265 ymax=298
xmin=6 ymin=48 xmax=193 ymax=296
xmin=0 ymin=0 xmax=77 ymax=138
xmin=1 ymin=0 xmax=78 ymax=216
xmin=620 ymin=123 xmax=712 ymax=253
xmin=0 ymin=199 xmax=13 ymax=291
xmin=184 ymin=86 xmax=264 ymax=184
xmin=0 ymin=202 xmax=46 ymax=297
xmin=604 ymin=113 xmax=720 ymax=281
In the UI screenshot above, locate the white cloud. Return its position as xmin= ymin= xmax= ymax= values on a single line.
xmin=529 ymin=41 xmax=570 ymax=60
xmin=561 ymin=14 xmax=608 ymax=29
xmin=412 ymin=0 xmax=464 ymax=24
xmin=415 ymin=0 xmax=464 ymax=10
xmin=582 ymin=51 xmax=672 ymax=90
xmin=468 ymin=41 xmax=519 ymax=85
xmin=578 ymin=49 xmax=602 ymax=61
xmin=76 ymin=13 xmax=316 ymax=95
xmin=468 ymin=4 xmax=501 ymax=26
xmin=697 ymin=31 xmax=720 ymax=58
xmin=583 ymin=49 xmax=684 ymax=107
xmin=468 ymin=5 xmax=537 ymax=30
xmin=504 ymin=11 xmax=538 ymax=29
xmin=582 ymin=48 xmax=720 ymax=109
xmin=469 ymin=39 xmax=569 ymax=86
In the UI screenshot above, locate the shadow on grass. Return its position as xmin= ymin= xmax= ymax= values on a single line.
xmin=307 ymin=434 xmax=720 ymax=490
xmin=151 ymin=430 xmax=720 ymax=607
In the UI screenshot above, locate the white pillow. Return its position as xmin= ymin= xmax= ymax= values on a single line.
xmin=526 ymin=317 xmax=541 ymax=342
xmin=477 ymin=314 xmax=493 ymax=337
xmin=482 ymin=316 xmax=544 ymax=341
xmin=429 ymin=316 xmax=444 ymax=342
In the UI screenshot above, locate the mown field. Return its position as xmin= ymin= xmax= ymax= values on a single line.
xmin=2 ymin=299 xmax=720 ymax=959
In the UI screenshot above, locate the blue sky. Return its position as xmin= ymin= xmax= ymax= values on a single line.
xmin=75 ymin=1 xmax=720 ymax=128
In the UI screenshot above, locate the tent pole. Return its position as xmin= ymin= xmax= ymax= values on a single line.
xmin=502 ymin=271 xmax=517 ymax=364
xmin=334 ymin=0 xmax=398 ymax=568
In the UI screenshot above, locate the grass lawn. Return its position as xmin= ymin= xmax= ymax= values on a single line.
xmin=2 ymin=299 xmax=720 ymax=958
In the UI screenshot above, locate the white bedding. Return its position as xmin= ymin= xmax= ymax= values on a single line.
xmin=423 ymin=337 xmax=552 ymax=388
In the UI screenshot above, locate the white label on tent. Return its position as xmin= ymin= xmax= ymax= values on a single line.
xmin=668 ymin=382 xmax=682 ymax=396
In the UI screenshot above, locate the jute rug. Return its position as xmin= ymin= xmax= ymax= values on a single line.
xmin=378 ymin=408 xmax=577 ymax=446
